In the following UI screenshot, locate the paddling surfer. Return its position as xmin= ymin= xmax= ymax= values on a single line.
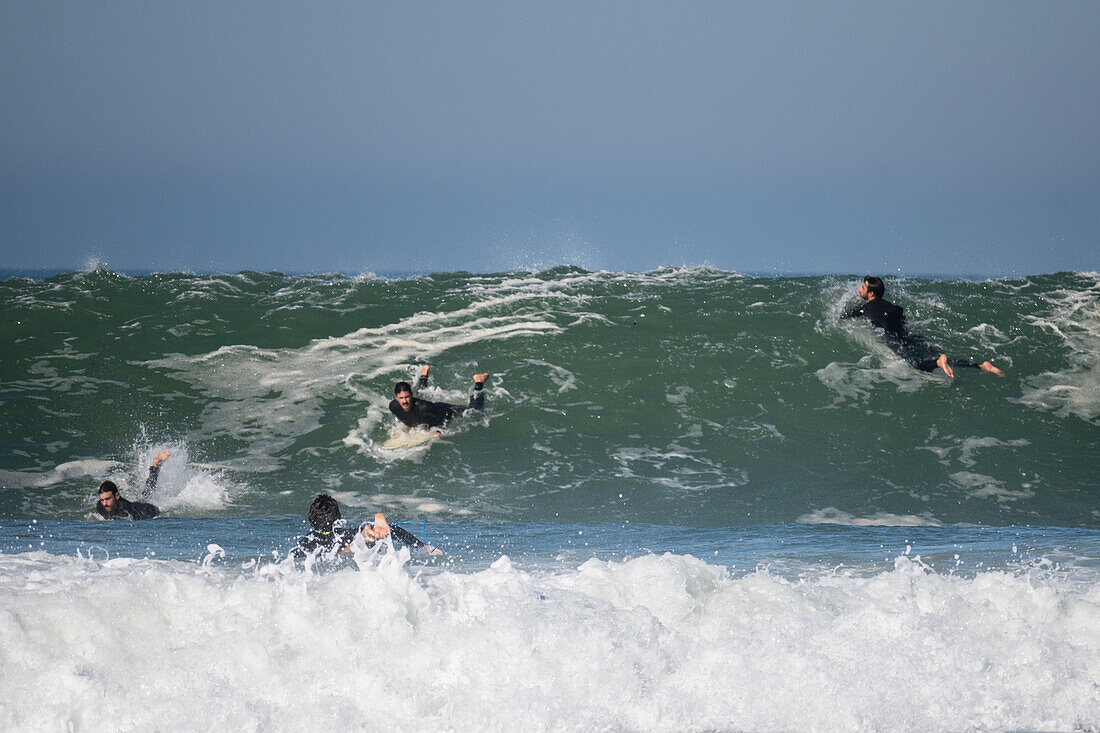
xmin=95 ymin=450 xmax=170 ymax=520
xmin=389 ymin=365 xmax=489 ymax=435
xmin=291 ymin=494 xmax=441 ymax=558
xmin=842 ymin=276 xmax=1004 ymax=378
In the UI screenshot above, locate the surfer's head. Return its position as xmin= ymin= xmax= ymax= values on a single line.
xmin=98 ymin=480 xmax=120 ymax=514
xmin=308 ymin=494 xmax=341 ymax=533
xmin=860 ymin=276 xmax=885 ymax=301
xmin=394 ymin=382 xmax=413 ymax=411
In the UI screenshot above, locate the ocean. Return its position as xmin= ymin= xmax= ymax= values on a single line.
xmin=1 ymin=267 xmax=1098 ymax=731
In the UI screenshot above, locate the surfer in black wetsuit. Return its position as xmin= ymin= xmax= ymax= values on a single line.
xmin=389 ymin=365 xmax=489 ymax=434
xmin=291 ymin=494 xmax=441 ymax=559
xmin=95 ymin=450 xmax=170 ymax=520
xmin=842 ymin=276 xmax=1004 ymax=378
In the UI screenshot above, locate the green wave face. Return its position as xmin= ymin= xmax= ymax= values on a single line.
xmin=2 ymin=268 xmax=1097 ymax=527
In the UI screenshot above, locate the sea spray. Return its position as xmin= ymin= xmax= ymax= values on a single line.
xmin=0 ymin=546 xmax=1097 ymax=731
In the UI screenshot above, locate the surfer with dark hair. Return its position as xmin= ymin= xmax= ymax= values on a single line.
xmin=292 ymin=494 xmax=441 ymax=558
xmin=95 ymin=450 xmax=170 ymax=520
xmin=843 ymin=276 xmax=1004 ymax=378
xmin=389 ymin=364 xmax=489 ymax=434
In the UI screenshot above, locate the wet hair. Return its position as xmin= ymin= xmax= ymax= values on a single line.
xmin=863 ymin=276 xmax=885 ymax=299
xmin=308 ymin=494 xmax=341 ymax=532
xmin=98 ymin=480 xmax=119 ymax=496
xmin=394 ymin=381 xmax=413 ymax=395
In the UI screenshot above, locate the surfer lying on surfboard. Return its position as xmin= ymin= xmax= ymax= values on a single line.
xmin=842 ymin=276 xmax=1005 ymax=378
xmin=291 ymin=494 xmax=442 ymax=558
xmin=389 ymin=364 xmax=489 ymax=435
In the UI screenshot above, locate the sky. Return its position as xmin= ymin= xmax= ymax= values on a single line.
xmin=2 ymin=1 xmax=1098 ymax=276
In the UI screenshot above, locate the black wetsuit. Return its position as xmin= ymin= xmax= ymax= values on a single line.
xmin=96 ymin=465 xmax=162 ymax=520
xmin=843 ymin=299 xmax=906 ymax=337
xmin=291 ymin=523 xmax=431 ymax=559
xmin=388 ymin=373 xmax=485 ymax=429
xmin=291 ymin=526 xmax=360 ymax=559
xmin=843 ymin=299 xmax=981 ymax=372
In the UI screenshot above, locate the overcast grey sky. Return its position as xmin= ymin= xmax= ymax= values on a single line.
xmin=2 ymin=1 xmax=1097 ymax=275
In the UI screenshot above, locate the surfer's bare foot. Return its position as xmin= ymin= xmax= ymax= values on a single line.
xmin=979 ymin=360 xmax=1004 ymax=377
xmin=473 ymin=372 xmax=489 ymax=385
xmin=936 ymin=354 xmax=955 ymax=379
xmin=365 ymin=512 xmax=391 ymax=541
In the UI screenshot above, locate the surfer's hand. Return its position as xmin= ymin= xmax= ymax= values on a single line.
xmin=152 ymin=450 xmax=171 ymax=467
xmin=473 ymin=372 xmax=489 ymax=385
xmin=420 ymin=364 xmax=431 ymax=376
xmin=433 ymin=430 xmax=443 ymax=437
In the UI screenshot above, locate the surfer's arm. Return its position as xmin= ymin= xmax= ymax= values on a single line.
xmin=142 ymin=450 xmax=171 ymax=499
xmin=841 ymin=304 xmax=863 ymax=319
xmin=390 ymin=524 xmax=444 ymax=555
xmin=417 ymin=364 xmax=430 ymax=391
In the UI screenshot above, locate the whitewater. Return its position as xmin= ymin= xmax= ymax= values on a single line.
xmin=1 ymin=267 xmax=1098 ymax=731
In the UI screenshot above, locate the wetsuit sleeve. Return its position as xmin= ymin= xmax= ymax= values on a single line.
xmin=390 ymin=525 xmax=428 ymax=548
xmin=129 ymin=502 xmax=160 ymax=520
xmin=419 ymin=401 xmax=457 ymax=428
xmin=417 ymin=373 xmax=430 ymax=391
xmin=466 ymin=380 xmax=485 ymax=411
xmin=142 ymin=464 xmax=161 ymax=500
xmin=337 ymin=527 xmax=361 ymax=550
xmin=841 ymin=304 xmax=864 ymax=319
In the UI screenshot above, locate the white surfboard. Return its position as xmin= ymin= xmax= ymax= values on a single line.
xmin=381 ymin=429 xmax=440 ymax=450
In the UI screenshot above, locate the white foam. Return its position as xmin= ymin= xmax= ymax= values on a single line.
xmin=329 ymin=490 xmax=470 ymax=517
xmin=916 ymin=434 xmax=1032 ymax=469
xmin=815 ymin=356 xmax=927 ymax=403
xmin=521 ymin=358 xmax=578 ymax=393
xmin=28 ymin=459 xmax=122 ymax=488
xmin=948 ymin=471 xmax=1036 ymax=502
xmin=0 ymin=551 xmax=1096 ymax=731
xmin=101 ymin=442 xmax=237 ymax=513
xmin=1015 ymin=274 xmax=1100 ymax=424
xmin=610 ymin=445 xmax=749 ymax=491
xmin=798 ymin=507 xmax=944 ymax=527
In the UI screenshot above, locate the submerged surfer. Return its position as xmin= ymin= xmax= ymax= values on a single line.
xmin=95 ymin=450 xmax=170 ymax=520
xmin=291 ymin=494 xmax=442 ymax=559
xmin=389 ymin=364 xmax=489 ymax=435
xmin=842 ymin=276 xmax=1004 ymax=378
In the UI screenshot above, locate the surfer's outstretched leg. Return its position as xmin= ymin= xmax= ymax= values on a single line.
xmin=364 ymin=512 xmax=391 ymax=541
xmin=979 ymin=360 xmax=1005 ymax=377
xmin=467 ymin=373 xmax=489 ymax=411
xmin=936 ymin=353 xmax=955 ymax=379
